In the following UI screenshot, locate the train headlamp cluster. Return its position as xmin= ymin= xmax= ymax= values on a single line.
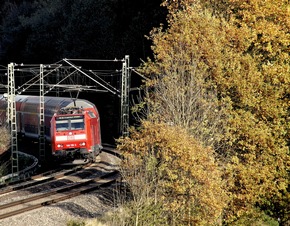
xmin=57 ymin=144 xmax=64 ymax=148
xmin=79 ymin=142 xmax=86 ymax=146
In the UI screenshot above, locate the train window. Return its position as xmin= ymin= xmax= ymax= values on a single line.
xmin=55 ymin=115 xmax=84 ymax=131
xmin=71 ymin=118 xmax=84 ymax=130
xmin=56 ymin=120 xmax=69 ymax=131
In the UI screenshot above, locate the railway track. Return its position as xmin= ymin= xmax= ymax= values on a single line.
xmin=0 ymin=170 xmax=119 ymax=220
xmin=0 ymin=162 xmax=93 ymax=195
xmin=0 ymin=143 xmax=118 ymax=188
xmin=0 ymin=145 xmax=121 ymax=220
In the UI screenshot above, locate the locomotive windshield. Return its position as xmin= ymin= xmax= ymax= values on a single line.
xmin=55 ymin=115 xmax=84 ymax=131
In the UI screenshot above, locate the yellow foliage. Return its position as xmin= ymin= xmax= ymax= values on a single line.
xmin=118 ymin=121 xmax=227 ymax=225
xmin=138 ymin=0 xmax=290 ymax=223
xmin=0 ymin=126 xmax=10 ymax=155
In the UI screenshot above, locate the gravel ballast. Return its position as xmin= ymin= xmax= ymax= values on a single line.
xmin=0 ymin=151 xmax=121 ymax=226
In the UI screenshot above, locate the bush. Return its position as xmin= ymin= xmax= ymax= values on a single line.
xmin=0 ymin=126 xmax=10 ymax=155
xmin=118 ymin=121 xmax=227 ymax=225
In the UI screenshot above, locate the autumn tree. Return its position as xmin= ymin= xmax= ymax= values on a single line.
xmin=0 ymin=126 xmax=10 ymax=155
xmin=118 ymin=121 xmax=227 ymax=225
xmin=141 ymin=39 xmax=229 ymax=149
xmin=137 ymin=0 xmax=289 ymax=224
xmin=0 ymin=126 xmax=11 ymax=178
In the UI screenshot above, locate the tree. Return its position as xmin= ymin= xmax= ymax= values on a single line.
xmin=0 ymin=0 xmax=166 ymax=65
xmin=0 ymin=1 xmax=34 ymax=63
xmin=0 ymin=126 xmax=11 ymax=179
xmin=0 ymin=126 xmax=10 ymax=155
xmin=138 ymin=0 xmax=289 ymax=223
xmin=140 ymin=6 xmax=230 ymax=151
xmin=118 ymin=121 xmax=227 ymax=225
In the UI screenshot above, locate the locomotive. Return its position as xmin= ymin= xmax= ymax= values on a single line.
xmin=0 ymin=95 xmax=102 ymax=162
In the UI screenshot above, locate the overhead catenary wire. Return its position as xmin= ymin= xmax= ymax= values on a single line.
xmin=65 ymin=58 xmax=123 ymax=62
xmin=87 ymin=70 xmax=120 ymax=94
xmin=1 ymin=56 xmax=132 ymax=140
xmin=16 ymin=64 xmax=63 ymax=94
xmin=63 ymin=58 xmax=120 ymax=96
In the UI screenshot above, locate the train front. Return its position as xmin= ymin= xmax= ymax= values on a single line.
xmin=50 ymin=108 xmax=89 ymax=161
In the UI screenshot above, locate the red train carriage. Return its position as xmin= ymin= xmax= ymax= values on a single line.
xmin=0 ymin=95 xmax=102 ymax=161
xmin=50 ymin=106 xmax=102 ymax=161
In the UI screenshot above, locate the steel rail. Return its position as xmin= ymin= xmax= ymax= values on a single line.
xmin=0 ymin=170 xmax=119 ymax=219
xmin=0 ymin=163 xmax=92 ymax=195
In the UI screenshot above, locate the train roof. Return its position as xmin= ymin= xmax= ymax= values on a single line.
xmin=0 ymin=94 xmax=97 ymax=115
xmin=0 ymin=94 xmax=94 ymax=106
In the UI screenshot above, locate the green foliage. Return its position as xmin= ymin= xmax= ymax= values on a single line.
xmin=66 ymin=220 xmax=85 ymax=226
xmin=229 ymin=209 xmax=279 ymax=226
xmin=119 ymin=200 xmax=166 ymax=226
xmin=0 ymin=161 xmax=9 ymax=178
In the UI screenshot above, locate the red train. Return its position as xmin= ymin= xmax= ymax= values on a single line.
xmin=0 ymin=95 xmax=102 ymax=162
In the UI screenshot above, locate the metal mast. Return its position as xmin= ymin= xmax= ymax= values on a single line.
xmin=7 ymin=63 xmax=19 ymax=177
xmin=120 ymin=55 xmax=130 ymax=137
xmin=39 ymin=64 xmax=45 ymax=161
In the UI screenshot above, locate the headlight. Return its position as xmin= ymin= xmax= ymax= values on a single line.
xmin=79 ymin=142 xmax=86 ymax=146
xmin=57 ymin=144 xmax=63 ymax=148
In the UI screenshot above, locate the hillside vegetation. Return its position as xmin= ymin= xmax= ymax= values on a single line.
xmin=117 ymin=0 xmax=290 ymax=225
xmin=0 ymin=0 xmax=166 ymax=65
xmin=0 ymin=0 xmax=289 ymax=225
